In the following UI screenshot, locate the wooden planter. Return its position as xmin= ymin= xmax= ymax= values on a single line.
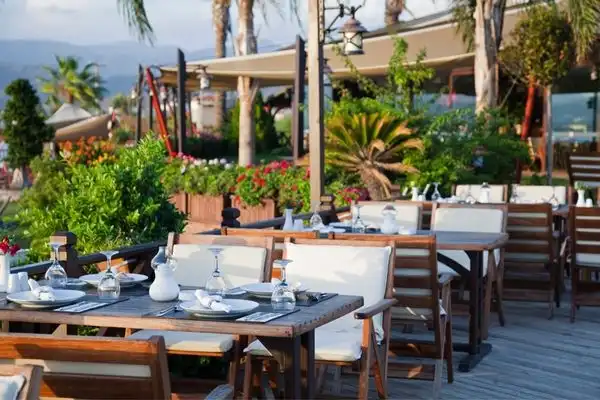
xmin=188 ymin=194 xmax=230 ymax=225
xmin=169 ymin=192 xmax=187 ymax=214
xmin=232 ymin=197 xmax=279 ymax=224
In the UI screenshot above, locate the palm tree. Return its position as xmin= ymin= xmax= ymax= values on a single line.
xmin=326 ymin=113 xmax=423 ymax=200
xmin=38 ymin=56 xmax=106 ymax=112
xmin=213 ymin=0 xmax=231 ymax=132
xmin=385 ymin=0 xmax=405 ymax=26
xmin=111 ymin=93 xmax=133 ymax=115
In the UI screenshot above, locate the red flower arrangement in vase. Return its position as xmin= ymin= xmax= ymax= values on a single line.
xmin=0 ymin=237 xmax=20 ymax=257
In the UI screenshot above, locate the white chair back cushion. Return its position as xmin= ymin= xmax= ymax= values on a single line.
xmin=0 ymin=359 xmax=150 ymax=378
xmin=455 ymin=184 xmax=505 ymax=203
xmin=171 ymin=244 xmax=266 ymax=288
xmin=0 ymin=375 xmax=24 ymax=400
xmin=285 ymin=243 xmax=392 ymax=340
xmin=513 ymin=185 xmax=566 ymax=204
xmin=357 ymin=203 xmax=420 ymax=230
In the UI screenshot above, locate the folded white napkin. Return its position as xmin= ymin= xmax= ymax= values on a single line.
xmin=28 ymin=279 xmax=55 ymax=301
xmin=194 ymin=289 xmax=231 ymax=312
xmin=178 ymin=290 xmax=195 ymax=302
xmin=398 ymin=227 xmax=417 ymax=235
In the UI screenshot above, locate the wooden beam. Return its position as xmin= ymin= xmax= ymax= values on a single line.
xmin=177 ymin=49 xmax=187 ymax=154
xmin=292 ymin=36 xmax=306 ymax=163
xmin=308 ymin=0 xmax=325 ymax=206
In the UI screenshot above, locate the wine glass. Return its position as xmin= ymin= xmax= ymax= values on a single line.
xmin=97 ymin=250 xmax=120 ymax=299
xmin=352 ymin=204 xmax=366 ymax=233
xmin=45 ymin=242 xmax=67 ymax=288
xmin=309 ymin=201 xmax=324 ymax=231
xmin=431 ymin=182 xmax=441 ymax=201
xmin=271 ymin=259 xmax=296 ymax=311
xmin=510 ymin=184 xmax=520 ymax=203
xmin=464 ymin=185 xmax=476 ymax=204
xmin=205 ymin=247 xmax=227 ymax=296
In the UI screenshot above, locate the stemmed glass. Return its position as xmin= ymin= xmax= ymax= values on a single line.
xmin=309 ymin=201 xmax=325 ymax=231
xmin=97 ymin=250 xmax=120 ymax=299
xmin=464 ymin=185 xmax=476 ymax=204
xmin=510 ymin=184 xmax=520 ymax=204
xmin=45 ymin=242 xmax=67 ymax=288
xmin=547 ymin=186 xmax=559 ymax=209
xmin=205 ymin=247 xmax=227 ymax=296
xmin=431 ymin=183 xmax=442 ymax=201
xmin=352 ymin=204 xmax=366 ymax=233
xmin=271 ymin=259 xmax=296 ymax=311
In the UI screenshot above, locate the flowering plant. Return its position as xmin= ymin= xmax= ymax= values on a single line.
xmin=0 ymin=236 xmax=20 ymax=256
xmin=59 ymin=136 xmax=116 ymax=166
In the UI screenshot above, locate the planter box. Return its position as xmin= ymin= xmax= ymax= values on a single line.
xmin=232 ymin=197 xmax=279 ymax=224
xmin=188 ymin=194 xmax=230 ymax=225
xmin=169 ymin=192 xmax=187 ymax=214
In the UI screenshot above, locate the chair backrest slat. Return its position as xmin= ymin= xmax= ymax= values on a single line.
xmin=570 ymin=207 xmax=600 ymax=267
xmin=505 ymin=203 xmax=553 ymax=264
xmin=0 ymin=334 xmax=170 ymax=399
xmin=168 ymin=233 xmax=275 ymax=284
xmin=567 ymin=153 xmax=600 ymax=192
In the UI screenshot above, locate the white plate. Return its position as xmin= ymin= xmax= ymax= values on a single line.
xmin=242 ymin=282 xmax=307 ymax=298
xmin=7 ymin=289 xmax=86 ymax=308
xmin=180 ymin=299 xmax=259 ymax=316
xmin=80 ymin=273 xmax=148 ymax=288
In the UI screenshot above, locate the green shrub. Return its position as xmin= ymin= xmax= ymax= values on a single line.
xmin=16 ymin=138 xmax=186 ymax=261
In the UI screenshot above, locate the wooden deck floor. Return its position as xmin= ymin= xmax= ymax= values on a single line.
xmin=334 ymin=301 xmax=600 ymax=399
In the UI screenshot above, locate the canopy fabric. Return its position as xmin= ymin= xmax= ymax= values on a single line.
xmin=159 ymin=8 xmax=523 ymax=91
xmin=46 ymin=103 xmax=93 ymax=129
xmin=54 ymin=114 xmax=111 ymax=142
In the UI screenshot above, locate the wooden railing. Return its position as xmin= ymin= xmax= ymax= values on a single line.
xmin=14 ymin=195 xmax=348 ymax=277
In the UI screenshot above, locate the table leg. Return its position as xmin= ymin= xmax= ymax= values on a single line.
xmin=258 ymin=336 xmax=302 ymax=399
xmin=300 ymin=330 xmax=315 ymax=398
xmin=456 ymin=250 xmax=492 ymax=372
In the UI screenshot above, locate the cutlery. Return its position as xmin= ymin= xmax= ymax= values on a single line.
xmin=151 ymin=305 xmax=175 ymax=317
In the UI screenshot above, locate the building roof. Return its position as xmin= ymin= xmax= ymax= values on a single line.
xmin=46 ymin=103 xmax=93 ymax=129
xmin=54 ymin=114 xmax=111 ymax=142
xmin=159 ymin=6 xmax=526 ymax=91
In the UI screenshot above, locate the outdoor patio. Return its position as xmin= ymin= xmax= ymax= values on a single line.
xmin=341 ymin=300 xmax=600 ymax=400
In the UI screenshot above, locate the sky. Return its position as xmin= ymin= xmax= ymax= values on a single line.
xmin=0 ymin=0 xmax=451 ymax=50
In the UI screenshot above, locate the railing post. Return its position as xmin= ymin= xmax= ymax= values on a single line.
xmin=221 ymin=208 xmax=241 ymax=228
xmin=50 ymin=231 xmax=82 ymax=277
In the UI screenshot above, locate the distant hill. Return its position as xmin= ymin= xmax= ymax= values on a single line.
xmin=0 ymin=39 xmax=278 ymax=109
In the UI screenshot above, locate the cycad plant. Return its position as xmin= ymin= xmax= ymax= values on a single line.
xmin=326 ymin=113 xmax=422 ymax=200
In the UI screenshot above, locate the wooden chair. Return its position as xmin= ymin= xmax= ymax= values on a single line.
xmin=503 ymin=203 xmax=560 ymax=318
xmin=0 ymin=334 xmax=172 ymax=399
xmin=511 ymin=185 xmax=567 ymax=204
xmin=128 ymin=233 xmax=275 ymax=389
xmin=243 ymin=237 xmax=397 ymax=399
xmin=566 ymin=152 xmax=600 ymax=204
xmin=431 ymin=203 xmax=508 ymax=339
xmin=329 ymin=232 xmax=453 ymax=398
xmin=355 ymin=201 xmax=422 ymax=230
xmin=569 ymin=206 xmax=600 ymax=322
xmin=453 ymin=184 xmax=508 ymax=203
xmin=395 ymin=200 xmax=430 ymax=229
xmin=0 ymin=364 xmax=43 ymax=400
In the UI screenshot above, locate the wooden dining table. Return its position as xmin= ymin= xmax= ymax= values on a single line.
xmin=426 ymin=230 xmax=509 ymax=372
xmin=0 ymin=292 xmax=363 ymax=399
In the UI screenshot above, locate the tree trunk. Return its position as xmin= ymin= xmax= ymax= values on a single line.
xmin=521 ymin=80 xmax=536 ymax=140
xmin=212 ymin=0 xmax=230 ymax=132
xmin=237 ymin=0 xmax=257 ymax=166
xmin=361 ymin=172 xmax=389 ymax=201
xmin=384 ymin=0 xmax=404 ymax=26
xmin=473 ymin=0 xmax=507 ymax=113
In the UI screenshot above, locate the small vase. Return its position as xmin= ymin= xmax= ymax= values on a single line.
xmin=282 ymin=209 xmax=294 ymax=231
xmin=0 ymin=255 xmax=10 ymax=292
xmin=577 ymin=189 xmax=586 ymax=207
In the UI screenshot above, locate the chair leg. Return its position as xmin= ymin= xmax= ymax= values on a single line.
xmin=482 ymin=275 xmax=493 ymax=340
xmin=444 ymin=320 xmax=454 ymax=384
xmin=571 ymin=267 xmax=578 ymax=323
xmin=242 ymin=356 xmax=263 ymax=400
xmin=433 ymin=359 xmax=443 ymax=400
xmin=358 ymin=348 xmax=372 ymax=400
xmin=495 ymin=266 xmax=506 ymax=327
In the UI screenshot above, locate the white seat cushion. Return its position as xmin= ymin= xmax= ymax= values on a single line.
xmin=357 ymin=203 xmax=421 ymax=230
xmin=127 ymin=330 xmax=234 ymax=353
xmin=0 ymin=359 xmax=150 ymax=378
xmin=245 ymin=326 xmax=362 ymax=362
xmin=437 ymin=249 xmax=496 ymax=276
xmin=171 ymin=244 xmax=266 ymax=287
xmin=285 ymin=242 xmax=392 ymax=341
xmin=0 ymin=375 xmax=25 ymax=400
xmin=455 ymin=185 xmax=505 ymax=203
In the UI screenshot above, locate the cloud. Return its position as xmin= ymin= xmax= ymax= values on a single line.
xmin=0 ymin=0 xmax=450 ymax=49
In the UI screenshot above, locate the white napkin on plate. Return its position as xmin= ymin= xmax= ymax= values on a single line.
xmin=194 ymin=289 xmax=231 ymax=312
xmin=27 ymin=279 xmax=55 ymax=301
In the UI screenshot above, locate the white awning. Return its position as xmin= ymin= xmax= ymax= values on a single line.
xmin=46 ymin=103 xmax=93 ymax=129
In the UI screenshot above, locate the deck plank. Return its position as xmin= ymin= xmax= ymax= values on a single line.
xmin=331 ymin=301 xmax=600 ymax=399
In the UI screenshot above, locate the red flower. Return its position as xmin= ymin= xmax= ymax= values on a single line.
xmin=280 ymin=160 xmax=289 ymax=170
xmin=0 ymin=242 xmax=9 ymax=255
xmin=305 ymin=168 xmax=310 ymax=179
xmin=236 ymin=174 xmax=246 ymax=183
xmin=291 ymin=184 xmax=298 ymax=191
xmin=263 ymin=166 xmax=272 ymax=174
xmin=8 ymin=244 xmax=19 ymax=257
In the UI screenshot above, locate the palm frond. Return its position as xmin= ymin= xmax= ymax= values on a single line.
xmin=116 ymin=0 xmax=155 ymax=44
xmin=564 ymin=0 xmax=600 ymax=62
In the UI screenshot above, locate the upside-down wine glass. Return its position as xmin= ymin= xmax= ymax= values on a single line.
xmin=431 ymin=182 xmax=441 ymax=201
xmin=352 ymin=204 xmax=366 ymax=233
xmin=45 ymin=242 xmax=67 ymax=288
xmin=464 ymin=185 xmax=476 ymax=204
xmin=510 ymin=184 xmax=520 ymax=204
xmin=309 ymin=201 xmax=325 ymax=231
xmin=205 ymin=247 xmax=227 ymax=296
xmin=97 ymin=250 xmax=120 ymax=299
xmin=271 ymin=259 xmax=296 ymax=311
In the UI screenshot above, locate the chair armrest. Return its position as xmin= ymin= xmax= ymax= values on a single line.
xmin=354 ymin=298 xmax=398 ymax=320
xmin=438 ymin=273 xmax=453 ymax=287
